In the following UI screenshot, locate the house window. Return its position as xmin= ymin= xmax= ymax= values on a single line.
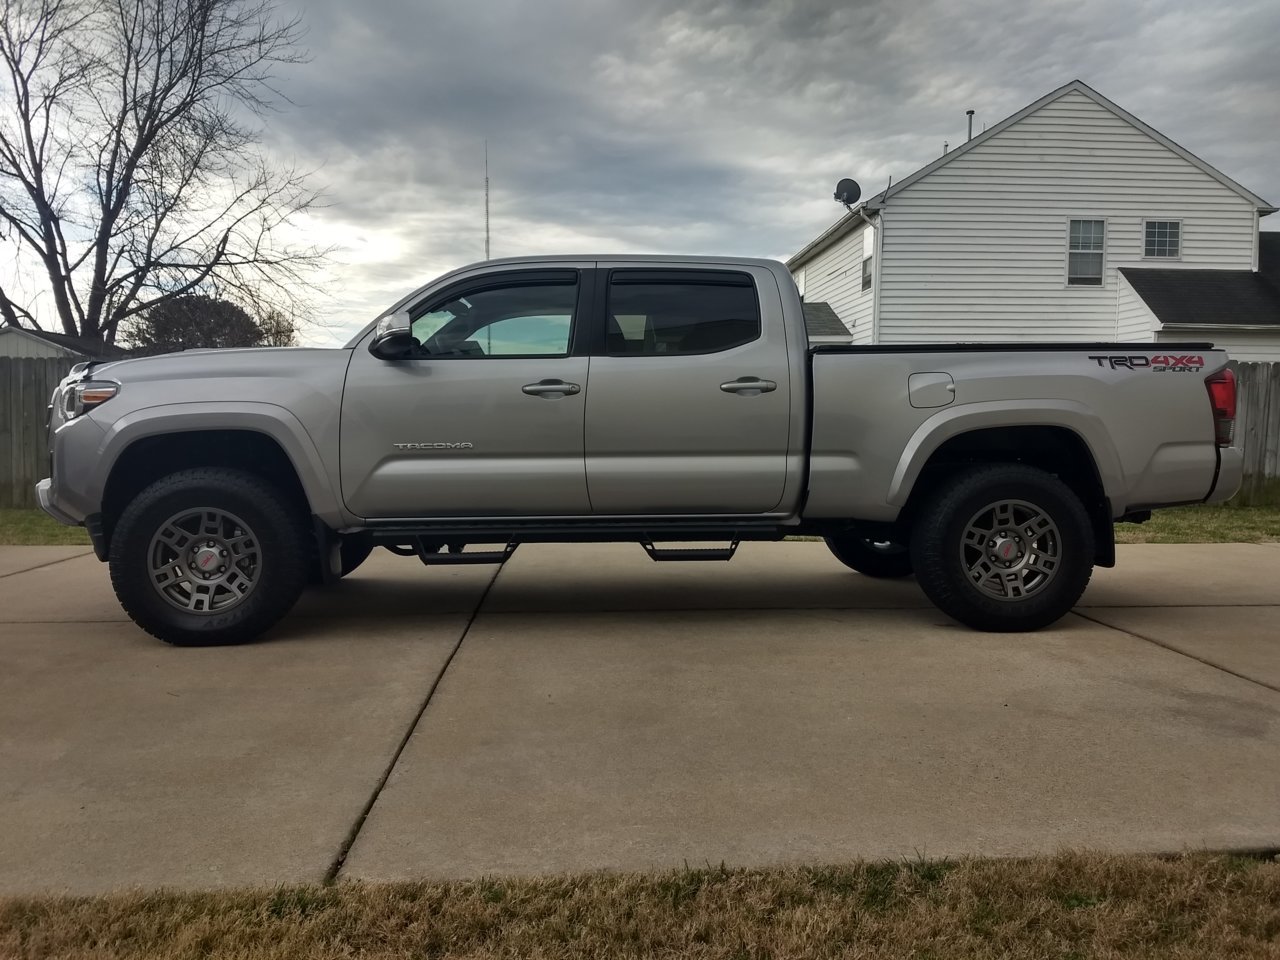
xmin=861 ymin=256 xmax=873 ymax=291
xmin=1067 ymin=219 xmax=1105 ymax=286
xmin=1144 ymin=220 xmax=1181 ymax=259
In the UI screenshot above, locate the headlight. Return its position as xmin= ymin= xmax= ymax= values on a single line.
xmin=61 ymin=381 xmax=119 ymax=420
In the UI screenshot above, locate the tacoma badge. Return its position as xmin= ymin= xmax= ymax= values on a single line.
xmin=393 ymin=442 xmax=474 ymax=450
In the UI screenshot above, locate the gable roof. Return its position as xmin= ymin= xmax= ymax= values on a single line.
xmin=1120 ymin=245 xmax=1280 ymax=329
xmin=874 ymin=80 xmax=1275 ymax=213
xmin=788 ymin=80 xmax=1276 ymax=270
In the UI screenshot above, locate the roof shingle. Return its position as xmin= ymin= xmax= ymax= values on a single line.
xmin=1120 ymin=240 xmax=1280 ymax=328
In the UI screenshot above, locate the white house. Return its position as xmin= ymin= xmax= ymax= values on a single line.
xmin=789 ymin=80 xmax=1280 ymax=361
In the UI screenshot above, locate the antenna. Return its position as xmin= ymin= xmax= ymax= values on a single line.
xmin=484 ymin=140 xmax=490 ymax=260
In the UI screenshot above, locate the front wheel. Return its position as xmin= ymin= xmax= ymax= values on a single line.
xmin=825 ymin=534 xmax=913 ymax=578
xmin=910 ymin=464 xmax=1094 ymax=632
xmin=108 ymin=468 xmax=310 ymax=646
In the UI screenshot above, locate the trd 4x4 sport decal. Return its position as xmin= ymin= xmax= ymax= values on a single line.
xmin=1088 ymin=354 xmax=1205 ymax=372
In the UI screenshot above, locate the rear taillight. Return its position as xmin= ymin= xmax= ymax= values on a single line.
xmin=1205 ymin=368 xmax=1236 ymax=447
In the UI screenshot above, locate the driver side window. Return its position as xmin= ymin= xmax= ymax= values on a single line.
xmin=410 ymin=278 xmax=577 ymax=358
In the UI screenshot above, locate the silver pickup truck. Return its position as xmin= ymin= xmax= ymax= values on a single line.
xmin=38 ymin=255 xmax=1242 ymax=646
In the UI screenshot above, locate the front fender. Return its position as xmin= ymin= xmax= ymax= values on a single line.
xmin=887 ymin=400 xmax=1126 ymax=509
xmin=94 ymin=402 xmax=349 ymax=527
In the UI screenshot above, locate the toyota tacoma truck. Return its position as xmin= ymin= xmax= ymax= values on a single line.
xmin=37 ymin=256 xmax=1242 ymax=645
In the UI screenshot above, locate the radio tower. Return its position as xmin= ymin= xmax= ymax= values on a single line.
xmin=484 ymin=140 xmax=490 ymax=260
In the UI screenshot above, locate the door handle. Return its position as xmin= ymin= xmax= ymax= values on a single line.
xmin=522 ymin=379 xmax=581 ymax=397
xmin=719 ymin=377 xmax=777 ymax=395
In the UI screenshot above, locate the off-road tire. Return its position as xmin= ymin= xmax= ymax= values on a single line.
xmin=825 ymin=534 xmax=914 ymax=578
xmin=910 ymin=464 xmax=1094 ymax=632
xmin=109 ymin=468 xmax=310 ymax=646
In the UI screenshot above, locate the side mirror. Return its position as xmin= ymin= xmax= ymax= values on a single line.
xmin=368 ymin=321 xmax=419 ymax=361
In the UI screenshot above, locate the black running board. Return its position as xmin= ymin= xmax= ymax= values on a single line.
xmin=640 ymin=539 xmax=740 ymax=562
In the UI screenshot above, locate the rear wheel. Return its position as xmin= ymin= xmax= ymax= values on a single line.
xmin=910 ymin=464 xmax=1094 ymax=632
xmin=108 ymin=468 xmax=310 ymax=646
xmin=825 ymin=534 xmax=913 ymax=578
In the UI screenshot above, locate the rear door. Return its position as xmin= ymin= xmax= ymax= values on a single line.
xmin=583 ymin=265 xmax=792 ymax=514
xmin=341 ymin=267 xmax=594 ymax=518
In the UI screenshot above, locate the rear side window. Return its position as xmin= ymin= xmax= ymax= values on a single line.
xmin=605 ymin=271 xmax=760 ymax=356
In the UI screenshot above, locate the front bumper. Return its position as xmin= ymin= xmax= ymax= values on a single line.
xmin=36 ymin=478 xmax=80 ymax=526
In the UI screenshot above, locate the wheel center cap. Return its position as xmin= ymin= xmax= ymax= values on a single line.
xmin=192 ymin=547 xmax=220 ymax=572
xmin=993 ymin=538 xmax=1019 ymax=561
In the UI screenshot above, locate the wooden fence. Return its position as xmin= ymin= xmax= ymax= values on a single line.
xmin=2 ymin=355 xmax=1279 ymax=511
xmin=1 ymin=357 xmax=77 ymax=509
xmin=1233 ymin=361 xmax=1280 ymax=505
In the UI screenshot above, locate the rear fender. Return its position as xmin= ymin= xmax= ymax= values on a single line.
xmin=888 ymin=400 xmax=1125 ymax=510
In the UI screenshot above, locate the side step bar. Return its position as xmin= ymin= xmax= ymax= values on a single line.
xmin=381 ymin=538 xmax=520 ymax=566
xmin=640 ymin=539 xmax=740 ymax=562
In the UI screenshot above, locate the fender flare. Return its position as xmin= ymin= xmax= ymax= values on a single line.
xmin=887 ymin=399 xmax=1126 ymax=510
xmin=95 ymin=401 xmax=347 ymax=525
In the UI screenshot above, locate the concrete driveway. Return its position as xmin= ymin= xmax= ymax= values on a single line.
xmin=1 ymin=541 xmax=1277 ymax=895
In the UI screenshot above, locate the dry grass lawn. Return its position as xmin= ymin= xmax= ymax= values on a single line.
xmin=2 ymin=853 xmax=1279 ymax=959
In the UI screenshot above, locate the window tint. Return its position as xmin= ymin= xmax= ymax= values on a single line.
xmin=1144 ymin=220 xmax=1181 ymax=258
xmin=605 ymin=273 xmax=760 ymax=356
xmin=411 ymin=280 xmax=576 ymax=357
xmin=1067 ymin=219 xmax=1105 ymax=286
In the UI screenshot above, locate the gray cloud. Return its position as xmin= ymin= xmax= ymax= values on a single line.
xmin=261 ymin=0 xmax=1280 ymax=341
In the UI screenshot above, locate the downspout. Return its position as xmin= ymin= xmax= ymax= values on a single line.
xmin=854 ymin=205 xmax=883 ymax=344
xmin=1252 ymin=209 xmax=1260 ymax=273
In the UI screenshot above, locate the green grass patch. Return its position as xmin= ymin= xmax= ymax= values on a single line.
xmin=1114 ymin=505 xmax=1280 ymax=544
xmin=0 ymin=510 xmax=89 ymax=546
xmin=2 ymin=853 xmax=1278 ymax=959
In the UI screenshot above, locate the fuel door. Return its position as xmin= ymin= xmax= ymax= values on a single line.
xmin=908 ymin=372 xmax=955 ymax=408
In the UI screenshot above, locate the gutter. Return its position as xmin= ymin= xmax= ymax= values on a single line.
xmin=786 ymin=203 xmax=881 ymax=271
xmin=1160 ymin=323 xmax=1280 ymax=332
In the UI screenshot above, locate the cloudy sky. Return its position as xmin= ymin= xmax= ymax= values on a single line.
xmin=261 ymin=0 xmax=1280 ymax=343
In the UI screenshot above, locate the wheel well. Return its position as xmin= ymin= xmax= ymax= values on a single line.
xmin=101 ymin=430 xmax=310 ymax=544
xmin=899 ymin=425 xmax=1114 ymax=566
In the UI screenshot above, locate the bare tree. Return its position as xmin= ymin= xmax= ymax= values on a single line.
xmin=0 ymin=0 xmax=324 ymax=346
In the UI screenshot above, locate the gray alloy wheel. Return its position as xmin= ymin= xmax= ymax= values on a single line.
xmin=147 ymin=508 xmax=261 ymax=614
xmin=909 ymin=463 xmax=1094 ymax=633
xmin=959 ymin=498 xmax=1061 ymax=601
xmin=109 ymin=467 xmax=309 ymax=646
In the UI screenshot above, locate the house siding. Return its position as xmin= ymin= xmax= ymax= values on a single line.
xmin=797 ymin=221 xmax=875 ymax=344
xmin=1157 ymin=328 xmax=1280 ymax=363
xmin=1116 ymin=273 xmax=1158 ymax=341
xmin=876 ymin=89 xmax=1258 ymax=343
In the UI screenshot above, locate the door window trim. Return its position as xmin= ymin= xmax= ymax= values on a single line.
xmin=404 ymin=268 xmax=595 ymax=359
xmin=592 ymin=268 xmax=762 ymax=358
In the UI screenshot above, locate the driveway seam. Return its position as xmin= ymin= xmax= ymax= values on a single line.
xmin=0 ymin=550 xmax=94 ymax=579
xmin=323 ymin=563 xmax=503 ymax=885
xmin=1072 ymin=610 xmax=1280 ymax=696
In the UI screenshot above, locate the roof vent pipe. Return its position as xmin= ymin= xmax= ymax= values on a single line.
xmin=942 ymin=141 xmax=949 ymax=156
xmin=966 ymin=109 xmax=975 ymax=142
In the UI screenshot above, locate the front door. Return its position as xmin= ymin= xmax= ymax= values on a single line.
xmin=583 ymin=265 xmax=792 ymax=514
xmin=341 ymin=268 xmax=592 ymax=518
